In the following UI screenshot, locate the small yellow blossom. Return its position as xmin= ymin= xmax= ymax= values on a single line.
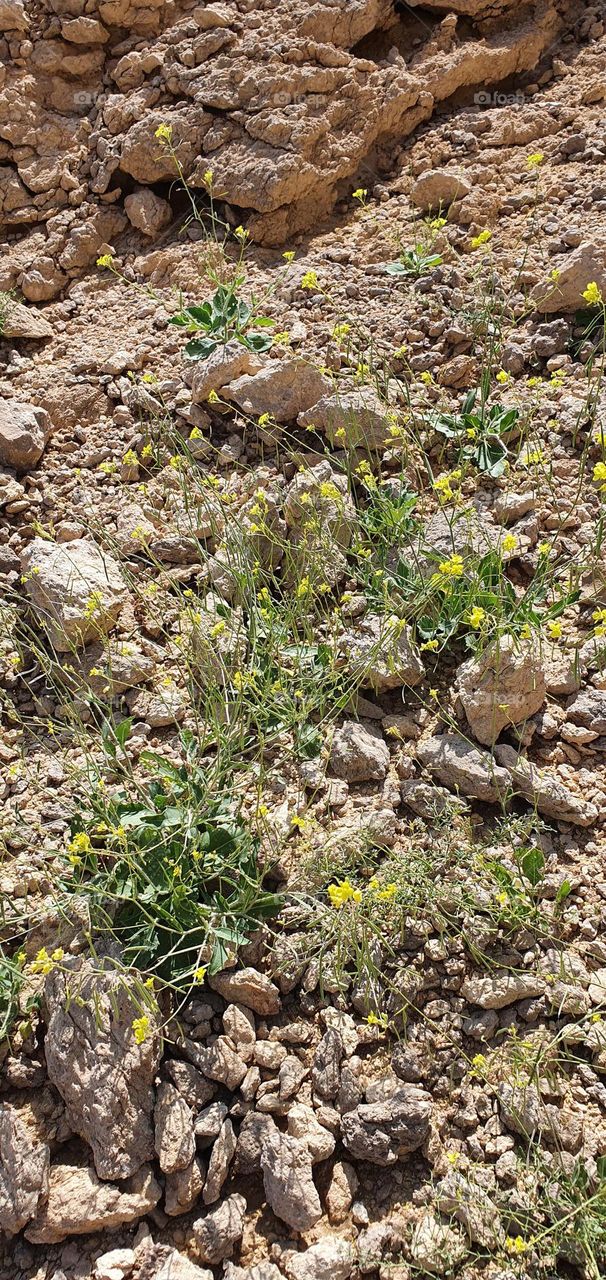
xmin=496 ymin=370 xmax=509 ymax=384
xmin=203 ymin=168 xmax=213 ymax=187
xmin=421 ymin=639 xmax=439 ymax=652
xmin=300 ymin=270 xmax=318 ymax=291
xmin=593 ymin=461 xmax=606 ymax=489
xmin=526 ymin=152 xmax=544 ymax=168
xmin=234 ymin=225 xmax=249 ymax=242
xmin=193 ymin=966 xmax=207 ymax=984
xmin=438 ymin=554 xmax=464 ymax=578
xmin=132 ymin=1015 xmax=151 ymax=1045
xmin=30 ymin=948 xmax=53 ymax=975
xmin=328 ymin=879 xmax=362 ymax=907
xmin=467 ymin=606 xmax=486 ymax=629
xmin=208 ymin=389 xmax=220 ymax=404
xmin=502 ymin=533 xmax=518 ymax=554
xmin=470 ymin=229 xmax=492 ymax=249
xmin=282 ymin=250 xmax=295 ymax=262
xmin=96 ymin=254 xmax=113 ymax=269
xmin=68 ymin=831 xmax=92 ymax=855
xmin=155 ymin=123 xmax=173 ymax=143
xmin=352 ymin=188 xmax=367 ymax=202
xmin=547 ymin=620 xmax=562 ymax=640
xmin=505 ymin=1236 xmax=529 ymax=1255
xmin=583 ymin=282 xmax=603 ymax=306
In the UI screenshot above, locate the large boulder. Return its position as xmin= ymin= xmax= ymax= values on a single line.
xmin=0 ymin=1104 xmax=49 ymax=1235
xmin=260 ymin=1130 xmax=322 ymax=1232
xmin=329 ymin=720 xmax=390 ymax=783
xmin=44 ymin=961 xmax=161 ymax=1181
xmin=0 ymin=400 xmax=51 ymax=471
xmin=25 ymin=1161 xmax=161 ymax=1244
xmin=20 ymin=537 xmax=128 ymax=651
xmin=531 ymin=241 xmax=606 ymax=313
xmin=455 ymin=634 xmax=546 ymax=746
xmin=225 ymin=359 xmax=332 ymax=423
xmin=340 ymin=1084 xmax=431 ymax=1165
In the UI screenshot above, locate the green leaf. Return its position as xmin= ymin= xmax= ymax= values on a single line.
xmin=115 ymin=718 xmax=132 ymax=749
xmin=517 ymin=845 xmax=545 ymax=886
xmin=244 ymin=332 xmax=274 ymax=353
xmin=555 ymin=878 xmax=572 ymax=906
xmin=184 ymin=336 xmax=219 ymax=361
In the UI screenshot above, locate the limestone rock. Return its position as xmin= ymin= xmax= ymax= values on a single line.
xmin=417 ymin=732 xmax=512 ymax=804
xmin=164 ymin=1157 xmax=205 ymax=1218
xmin=330 ymin=720 xmax=390 ymax=782
xmin=44 ymin=962 xmax=161 ymax=1180
xmin=191 ymin=1193 xmax=247 ymax=1265
xmin=21 ymin=537 xmax=128 ymax=651
xmin=410 ymin=1212 xmax=467 ymax=1274
xmin=184 ymin=1036 xmax=248 ymax=1090
xmin=261 ymin=1130 xmax=322 ymax=1231
xmin=283 ymin=1238 xmax=354 ymax=1280
xmin=532 ymin=241 xmax=606 ymax=313
xmin=124 ymin=189 xmax=172 ymax=237
xmin=324 ymin=1161 xmax=358 ymax=1224
xmin=461 ymin=972 xmax=544 ymax=1009
xmin=455 ymin=634 xmax=546 ymax=745
xmin=286 ymin=1104 xmax=336 ymax=1164
xmin=494 ymin=745 xmax=598 ymax=827
xmin=154 ymin=1083 xmax=195 ymax=1175
xmin=341 ymin=613 xmax=424 ymax=691
xmin=311 ymin=1028 xmax=344 ymax=1100
xmin=298 ymin=388 xmax=392 ymax=448
xmin=225 ymin=359 xmax=332 ymax=422
xmin=191 ymin=342 xmax=266 ymax=403
xmin=0 ymin=0 xmax=28 ymax=30
xmin=0 ymin=1104 xmax=49 ymax=1235
xmin=1 ymin=300 xmax=53 ymax=339
xmin=565 ymin=688 xmax=606 ymax=735
xmin=135 ymin=1245 xmax=213 ymax=1280
xmin=163 ymin=1061 xmax=216 ymax=1110
xmin=434 ymin=1171 xmax=504 ymax=1250
xmin=340 ymin=1085 xmax=431 ymax=1165
xmin=208 ymin=967 xmax=280 ymax=1015
xmin=93 ymin=1248 xmax=136 ymax=1280
xmin=0 ymin=400 xmax=51 ymax=471
xmin=410 ymin=168 xmax=471 ymax=210
xmin=284 ymin=461 xmax=356 ymax=548
xmin=203 ymin=1119 xmax=236 ymax=1204
xmin=25 ymin=1161 xmax=161 ymax=1244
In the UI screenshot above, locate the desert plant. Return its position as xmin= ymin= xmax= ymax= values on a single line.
xmin=168 ymin=281 xmax=275 ymax=361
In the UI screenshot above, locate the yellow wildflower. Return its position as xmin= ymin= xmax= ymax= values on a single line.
xmin=593 ymin=461 xmax=606 ymax=488
xmin=300 ymin=270 xmax=318 ymax=290
xmin=327 ymin=879 xmax=362 ymax=907
xmin=132 ymin=1015 xmax=151 ymax=1045
xmin=68 ymin=832 xmax=92 ymax=855
xmin=96 ymin=253 xmax=114 ymax=269
xmin=438 ymin=554 xmax=464 ymax=578
xmin=502 ymin=533 xmax=518 ymax=554
xmin=470 ymin=229 xmax=492 ymax=249
xmin=154 ymin=123 xmax=173 ymax=143
xmin=526 ymin=152 xmax=544 ymax=168
xmin=583 ymin=282 xmax=603 ymax=306
xmin=193 ymin=966 xmax=207 ymax=984
xmin=467 ymin=606 xmax=486 ymax=629
xmin=30 ymin=948 xmax=53 ymax=975
xmin=547 ymin=620 xmax=562 ymax=640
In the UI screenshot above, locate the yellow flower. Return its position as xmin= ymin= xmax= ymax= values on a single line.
xmin=203 ymin=168 xmax=213 ymax=187
xmin=502 ymin=533 xmax=518 ymax=554
xmin=132 ymin=1015 xmax=151 ymax=1045
xmin=68 ymin=832 xmax=92 ymax=855
xmin=496 ymin=370 xmax=509 ymax=384
xmin=419 ymin=371 xmax=433 ymax=385
xmin=467 ymin=606 xmax=486 ymax=629
xmin=547 ymin=620 xmax=562 ymax=640
xmin=470 ymin=229 xmax=492 ymax=249
xmin=207 ymin=389 xmax=219 ymax=404
xmin=234 ymin=225 xmax=248 ymax=242
xmin=290 ymin=814 xmax=309 ymax=832
xmin=301 ymin=270 xmax=318 ymax=290
xmin=505 ymin=1236 xmax=529 ymax=1255
xmin=30 ymin=948 xmax=53 ymax=975
xmin=333 ymin=323 xmax=351 ymax=341
xmin=155 ymin=123 xmax=173 ymax=143
xmin=538 ymin=541 xmax=550 ymax=557
xmin=421 ymin=639 xmax=439 ymax=651
xmin=193 ymin=966 xmax=207 ymax=984
xmin=122 ymin=449 xmax=138 ymax=466
xmin=282 ymin=250 xmax=295 ymax=262
xmin=327 ymin=879 xmax=362 ymax=907
xmin=446 ymin=1151 xmax=460 ymax=1166
xmin=583 ymin=281 xmax=603 ymax=306
xmin=438 ymin=554 xmax=464 ymax=578
xmin=366 ymin=1011 xmax=388 ymax=1028
xmin=96 ymin=254 xmax=113 ymax=269
xmin=526 ymin=151 xmax=544 ymax=168
xmin=549 ymin=267 xmax=560 ymax=283
xmin=51 ymin=948 xmax=64 ymax=963
xmin=352 ymin=187 xmax=367 ymax=202
xmin=593 ymin=461 xmax=606 ymax=488
xmin=376 ymin=883 xmax=398 ymax=901
xmin=296 ymin=576 xmax=312 ymax=599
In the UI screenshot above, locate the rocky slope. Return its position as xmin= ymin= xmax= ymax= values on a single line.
xmin=3 ymin=2 xmax=606 ymax=1280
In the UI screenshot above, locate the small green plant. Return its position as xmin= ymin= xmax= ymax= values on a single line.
xmin=0 ymin=948 xmax=25 ymax=1041
xmin=60 ymin=739 xmax=281 ymax=988
xmin=429 ymin=388 xmax=520 ymax=477
xmin=168 ymin=280 xmax=275 ymax=361
xmin=386 ymin=246 xmax=443 ymax=279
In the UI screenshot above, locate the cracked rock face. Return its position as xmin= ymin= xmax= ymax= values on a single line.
xmin=0 ymin=1104 xmax=49 ymax=1236
xmin=43 ymin=961 xmax=162 ymax=1181
xmin=0 ymin=0 xmax=576 ymax=299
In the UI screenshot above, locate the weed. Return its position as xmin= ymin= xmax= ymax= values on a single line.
xmin=168 ymin=281 xmax=275 ymax=361
xmin=429 ymin=386 xmax=521 ymax=478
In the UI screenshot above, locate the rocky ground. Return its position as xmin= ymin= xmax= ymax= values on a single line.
xmin=3 ymin=1 xmax=606 ymax=1279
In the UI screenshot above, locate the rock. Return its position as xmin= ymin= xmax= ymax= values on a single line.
xmin=190 ymin=341 xmax=266 ymax=403
xmin=223 ymin=1003 xmax=256 ymax=1056
xmin=164 ymin=1157 xmax=205 ymax=1217
xmin=417 ymin=732 xmax=512 ymax=804
xmin=225 ymin=358 xmax=332 ymax=422
xmin=183 ymin=1037 xmax=248 ymax=1090
xmin=284 ymin=461 xmax=356 ymax=547
xmin=282 ymin=1238 xmax=354 ymax=1280
xmin=494 ymin=745 xmax=598 ymax=826
xmin=128 ymin=684 xmax=187 ymax=727
xmin=194 ymin=1102 xmax=229 ymax=1148
xmin=44 ymin=962 xmax=161 ymax=1180
xmin=162 ymin=1061 xmax=216 ymax=1110
xmin=565 ymin=688 xmax=606 ymax=734
xmin=0 ymin=300 xmax=53 ymax=339
xmin=531 ymin=241 xmax=606 ymax=313
xmin=25 ymin=1161 xmax=161 ymax=1244
xmin=124 ymin=189 xmax=172 ymax=237
xmin=341 ymin=614 xmax=424 ymax=691
xmin=61 ymin=15 xmax=109 ymax=43
xmin=330 ymin=720 xmax=390 ymax=782
xmin=298 ymin=388 xmax=392 ymax=449
xmin=154 ymin=1083 xmax=195 ymax=1175
xmin=21 ymin=538 xmax=128 ymax=652
xmin=410 ymin=1212 xmax=467 ymax=1274
xmin=234 ymin=1111 xmax=276 ymax=1175
xmin=137 ymin=1247 xmax=213 ymax=1280
xmin=0 ymin=0 xmax=28 ymax=29
xmin=434 ymin=1171 xmax=503 ymax=1250
xmin=208 ymin=967 xmax=280 ymax=1015
xmin=400 ymin=779 xmax=465 ymax=819
xmin=73 ymin=638 xmax=155 ymax=698
xmin=93 ymin=1247 xmax=136 ymax=1279
xmin=224 ymin=1266 xmax=282 ymax=1280
xmin=311 ymin=1028 xmax=344 ymax=1100
xmin=0 ymin=400 xmax=51 ymax=471
xmin=455 ymin=634 xmax=546 ymax=745
xmin=261 ymin=1130 xmax=322 ymax=1231
xmin=324 ymin=1160 xmax=358 ymax=1224
xmin=410 ymin=169 xmax=471 ymax=210
xmin=191 ymin=1192 xmax=247 ymax=1265
xmin=203 ymin=1119 xmax=236 ymax=1204
xmin=0 ymin=1104 xmax=49 ymax=1235
xmin=286 ymin=1104 xmax=336 ymax=1164
xmin=412 ymin=506 xmax=498 ymax=573
xmin=461 ymin=972 xmax=544 ymax=1009
xmin=357 ymin=1223 xmax=393 ymax=1274
xmin=340 ymin=1085 xmax=431 ymax=1165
